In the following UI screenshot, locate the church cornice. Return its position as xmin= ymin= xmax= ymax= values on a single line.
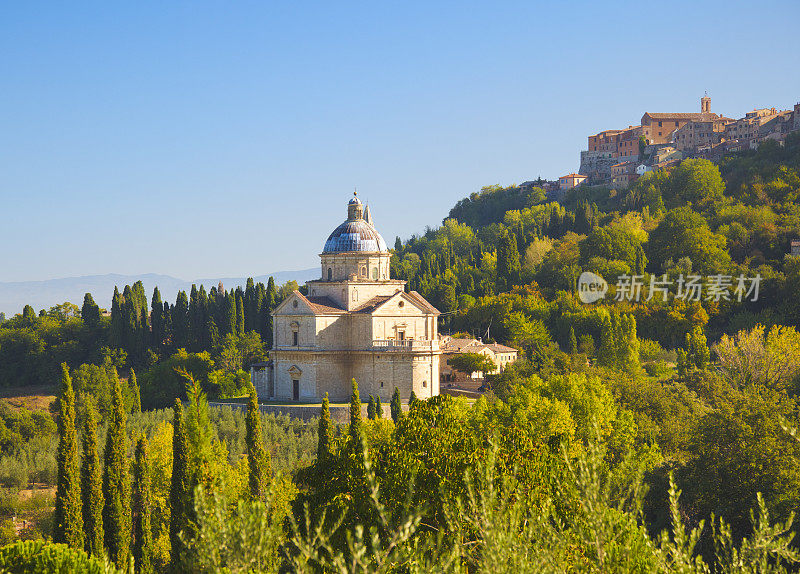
xmin=307 ymin=279 xmax=406 ymax=286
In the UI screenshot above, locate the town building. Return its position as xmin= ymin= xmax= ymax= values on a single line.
xmin=578 ymin=96 xmax=800 ymax=186
xmin=439 ymin=336 xmax=519 ymax=381
xmin=673 ymin=114 xmax=733 ymax=153
xmin=641 ymin=110 xmax=721 ymax=146
xmin=611 ymin=161 xmax=637 ymax=189
xmin=725 ymin=107 xmax=786 ymax=149
xmin=251 ymin=193 xmax=441 ymax=403
xmin=617 ymin=126 xmax=642 ymax=162
xmin=558 ymin=173 xmax=588 ymax=191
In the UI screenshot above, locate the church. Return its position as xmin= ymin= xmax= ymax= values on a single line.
xmin=251 ymin=193 xmax=441 ymax=403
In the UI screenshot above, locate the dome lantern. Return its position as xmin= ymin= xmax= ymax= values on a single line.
xmin=323 ymin=193 xmax=388 ymax=254
xmin=347 ymin=191 xmax=363 ymax=221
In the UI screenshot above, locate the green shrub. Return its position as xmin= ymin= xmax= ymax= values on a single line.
xmin=639 ymin=339 xmax=676 ymax=364
xmin=0 ymin=539 xmax=120 ymax=573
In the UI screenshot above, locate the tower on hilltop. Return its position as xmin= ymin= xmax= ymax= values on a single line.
xmin=701 ymin=93 xmax=711 ymax=114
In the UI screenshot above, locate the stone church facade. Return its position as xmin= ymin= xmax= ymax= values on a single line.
xmin=251 ymin=193 xmax=441 ymax=403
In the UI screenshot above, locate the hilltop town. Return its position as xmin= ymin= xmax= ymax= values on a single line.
xmin=543 ymin=96 xmax=800 ymax=192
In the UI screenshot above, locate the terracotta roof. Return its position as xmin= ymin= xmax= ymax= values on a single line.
xmin=592 ymin=129 xmax=624 ymax=137
xmin=441 ymin=338 xmax=518 ymax=355
xmin=441 ymin=338 xmax=483 ymax=351
xmin=352 ymin=295 xmax=393 ymax=313
xmin=301 ymin=294 xmax=346 ymax=314
xmin=484 ymin=343 xmax=518 ymax=353
xmin=643 ymin=112 xmax=718 ymax=121
xmin=559 ymin=173 xmax=587 ymax=179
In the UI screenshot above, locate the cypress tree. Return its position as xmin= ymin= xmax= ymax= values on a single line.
xmin=151 ymin=287 xmax=164 ymax=351
xmin=245 ymin=278 xmax=256 ymax=332
xmin=264 ymin=278 xmax=277 ymax=348
xmin=169 ymin=399 xmax=190 ymax=569
xmin=110 ymin=287 xmax=125 ymax=348
xmin=54 ymin=363 xmax=83 ymax=549
xmin=184 ymin=371 xmax=214 ymax=491
xmin=132 ymin=281 xmax=149 ymax=319
xmin=132 ymin=436 xmax=153 ymax=574
xmin=82 ymin=293 xmax=101 ymax=328
xmin=317 ymin=393 xmax=332 ymax=463
xmin=22 ymin=304 xmax=36 ymax=320
xmin=81 ymin=403 xmax=103 ymax=556
xmin=236 ymin=292 xmax=245 ymax=335
xmin=611 ymin=310 xmax=624 ymax=367
xmin=102 ymin=373 xmax=130 ymax=568
xmin=225 ymin=292 xmax=237 ymax=336
xmin=349 ymin=379 xmax=363 ymax=444
xmin=390 ymin=388 xmax=403 ymax=422
xmin=162 ymin=301 xmax=173 ymax=350
xmin=188 ymin=284 xmax=200 ymax=350
xmin=255 ymin=282 xmax=266 ymax=338
xmin=598 ymin=312 xmax=616 ymax=368
xmin=497 ymin=230 xmax=521 ymax=290
xmin=367 ymin=395 xmax=376 ymax=420
xmin=676 ymin=349 xmax=689 ymax=378
xmin=624 ymin=314 xmax=641 ymax=372
xmin=409 ymin=390 xmax=418 ymax=409
xmin=205 ymin=315 xmax=219 ymax=351
xmin=634 ymin=244 xmax=647 ymax=275
xmin=687 ymin=326 xmax=710 ymax=370
xmin=130 ymin=369 xmax=141 ymax=414
xmin=122 ymin=285 xmax=140 ymax=359
xmin=375 ymin=395 xmax=383 ymax=418
xmin=246 ymin=385 xmax=269 ymax=500
xmin=172 ymin=290 xmax=190 ymax=350
xmin=569 ymin=327 xmax=578 ymax=355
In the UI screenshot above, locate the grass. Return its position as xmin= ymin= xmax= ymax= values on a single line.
xmin=0 ymin=386 xmax=56 ymax=413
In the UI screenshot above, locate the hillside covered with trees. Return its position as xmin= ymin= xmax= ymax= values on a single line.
xmin=1 ymin=136 xmax=800 ymax=570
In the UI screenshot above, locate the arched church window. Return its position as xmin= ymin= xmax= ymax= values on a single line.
xmin=327 ymin=268 xmax=332 ymax=281
xmin=372 ymin=267 xmax=378 ymax=280
xmin=360 ymin=266 xmax=367 ymax=277
xmin=422 ymin=380 xmax=427 ymax=388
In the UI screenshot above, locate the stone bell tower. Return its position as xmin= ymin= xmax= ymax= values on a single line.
xmin=701 ymin=93 xmax=711 ymax=114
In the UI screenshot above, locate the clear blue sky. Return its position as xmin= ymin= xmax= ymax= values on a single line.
xmin=2 ymin=1 xmax=799 ymax=282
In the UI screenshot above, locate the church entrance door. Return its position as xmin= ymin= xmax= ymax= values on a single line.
xmin=292 ymin=379 xmax=300 ymax=401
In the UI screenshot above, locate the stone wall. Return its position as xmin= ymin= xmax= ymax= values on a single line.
xmin=208 ymin=400 xmax=409 ymax=423
xmin=579 ymin=152 xmax=618 ymax=182
xmin=271 ymin=349 xmax=439 ymax=403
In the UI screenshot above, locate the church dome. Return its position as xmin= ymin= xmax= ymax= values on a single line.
xmin=323 ymin=193 xmax=388 ymax=253
xmin=323 ymin=219 xmax=388 ymax=253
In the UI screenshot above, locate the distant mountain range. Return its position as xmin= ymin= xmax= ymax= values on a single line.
xmin=0 ymin=269 xmax=319 ymax=316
